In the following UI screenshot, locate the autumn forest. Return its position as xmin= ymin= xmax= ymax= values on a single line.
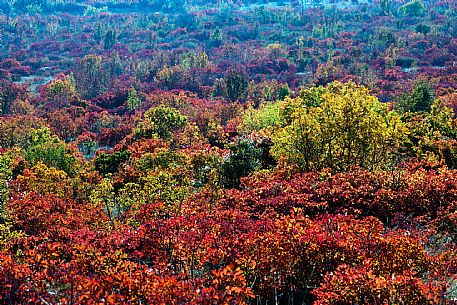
xmin=0 ymin=0 xmax=456 ymax=304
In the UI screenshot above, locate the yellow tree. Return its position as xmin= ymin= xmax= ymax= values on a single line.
xmin=402 ymin=98 xmax=457 ymax=168
xmin=272 ymin=81 xmax=407 ymax=172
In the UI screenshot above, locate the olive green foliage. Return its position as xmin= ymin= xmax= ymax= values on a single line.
xmin=272 ymin=81 xmax=407 ymax=172
xmin=109 ymin=149 xmax=194 ymax=219
xmin=94 ymin=150 xmax=131 ymax=176
xmin=126 ymin=87 xmax=142 ymax=111
xmin=402 ymin=99 xmax=457 ymax=168
xmin=241 ymin=102 xmax=280 ymax=133
xmin=225 ymin=71 xmax=249 ymax=102
xmin=180 ymin=51 xmax=209 ymax=69
xmin=277 ymin=86 xmax=326 ymax=127
xmin=0 ymin=149 xmax=24 ymax=248
xmin=135 ymin=149 xmax=187 ymax=173
xmin=138 ymin=106 xmax=188 ymax=141
xmin=395 ymin=82 xmax=435 ymax=114
xmin=118 ymin=168 xmax=193 ymax=217
xmin=0 ymin=116 xmax=47 ymax=149
xmin=25 ymin=128 xmax=80 ymax=176
xmin=78 ymin=138 xmax=99 ymax=159
xmin=0 ymin=221 xmax=24 ymax=250
xmin=191 ymin=152 xmax=223 ymax=188
xmin=221 ymin=139 xmax=262 ymax=189
xmin=277 ymin=83 xmax=290 ymax=101
xmin=45 ymin=76 xmax=79 ymax=107
xmin=398 ymin=0 xmax=426 ymax=17
xmin=89 ymin=177 xmax=119 ymax=222
xmin=0 ymin=150 xmax=16 ymax=220
xmin=73 ymin=54 xmax=108 ymax=99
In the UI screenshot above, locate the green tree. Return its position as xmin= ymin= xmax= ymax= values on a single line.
xmin=398 ymin=0 xmax=426 ymax=17
xmin=221 ymin=139 xmax=262 ymax=189
xmin=25 ymin=128 xmax=80 ymax=176
xmin=240 ymin=102 xmax=280 ymax=134
xmin=126 ymin=87 xmax=142 ymax=111
xmin=225 ymin=70 xmax=249 ymax=102
xmin=402 ymin=99 xmax=457 ymax=168
xmin=43 ymin=76 xmax=80 ymax=108
xmin=94 ymin=150 xmax=131 ymax=176
xmin=118 ymin=167 xmax=193 ymax=218
xmin=0 ymin=150 xmax=24 ymax=249
xmin=73 ymin=54 xmax=108 ymax=99
xmin=137 ymin=106 xmax=187 ymax=141
xmin=395 ymin=81 xmax=435 ymax=114
xmin=0 ymin=149 xmax=17 ymax=222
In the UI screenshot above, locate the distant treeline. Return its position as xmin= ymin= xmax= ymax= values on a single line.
xmin=0 ymin=0 xmax=290 ymax=15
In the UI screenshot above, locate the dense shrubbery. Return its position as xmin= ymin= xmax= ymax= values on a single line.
xmin=0 ymin=0 xmax=456 ymax=304
xmin=0 ymin=80 xmax=455 ymax=304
